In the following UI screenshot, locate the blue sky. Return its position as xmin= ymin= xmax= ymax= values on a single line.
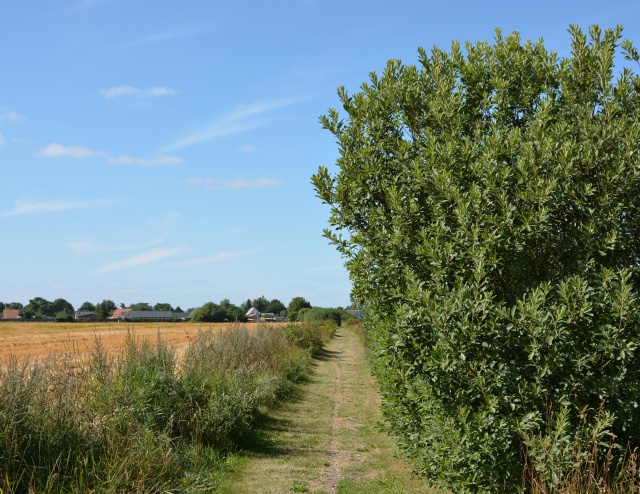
xmin=1 ymin=0 xmax=639 ymax=311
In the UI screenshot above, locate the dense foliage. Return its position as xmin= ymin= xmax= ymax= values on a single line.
xmin=298 ymin=307 xmax=350 ymax=326
xmin=313 ymin=25 xmax=640 ymax=492
xmin=190 ymin=300 xmax=248 ymax=323
xmin=287 ymin=296 xmax=312 ymax=321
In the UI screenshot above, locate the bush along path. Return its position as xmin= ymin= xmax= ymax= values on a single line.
xmin=220 ymin=327 xmax=444 ymax=494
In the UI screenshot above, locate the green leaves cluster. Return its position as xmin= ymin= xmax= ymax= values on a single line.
xmin=191 ymin=299 xmax=248 ymax=323
xmin=19 ymin=297 xmax=74 ymax=319
xmin=313 ymin=25 xmax=640 ymax=492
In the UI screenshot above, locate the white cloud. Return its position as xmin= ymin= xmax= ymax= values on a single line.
xmin=0 ymin=199 xmax=110 ymax=218
xmin=185 ymin=177 xmax=283 ymax=190
xmin=239 ymin=144 xmax=257 ymax=153
xmin=0 ymin=108 xmax=25 ymax=121
xmin=0 ymin=133 xmax=4 ymax=146
xmin=93 ymin=247 xmax=185 ymax=274
xmin=166 ymin=98 xmax=299 ymax=151
xmin=178 ymin=249 xmax=258 ymax=266
xmin=36 ymin=143 xmax=106 ymax=158
xmin=100 ymin=85 xmax=179 ymax=99
xmin=108 ymin=155 xmax=184 ymax=166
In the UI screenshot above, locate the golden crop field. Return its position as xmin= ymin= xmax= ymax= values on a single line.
xmin=0 ymin=321 xmax=239 ymax=361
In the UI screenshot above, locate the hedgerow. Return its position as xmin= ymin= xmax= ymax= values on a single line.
xmin=313 ymin=25 xmax=640 ymax=492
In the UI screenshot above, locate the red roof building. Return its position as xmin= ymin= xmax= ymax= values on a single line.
xmin=112 ymin=308 xmax=132 ymax=318
xmin=2 ymin=309 xmax=20 ymax=319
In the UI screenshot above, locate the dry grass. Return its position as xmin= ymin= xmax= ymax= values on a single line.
xmin=0 ymin=321 xmax=286 ymax=362
xmin=0 ymin=323 xmax=317 ymax=493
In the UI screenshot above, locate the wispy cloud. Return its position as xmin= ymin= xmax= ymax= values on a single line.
xmin=178 ymin=249 xmax=258 ymax=266
xmin=65 ymin=237 xmax=165 ymax=254
xmin=36 ymin=143 xmax=183 ymax=167
xmin=36 ymin=143 xmax=106 ymax=158
xmin=0 ymin=133 xmax=4 ymax=146
xmin=0 ymin=199 xmax=110 ymax=218
xmin=100 ymin=85 xmax=179 ymax=99
xmin=239 ymin=144 xmax=257 ymax=153
xmin=185 ymin=177 xmax=283 ymax=190
xmin=166 ymin=98 xmax=299 ymax=151
xmin=128 ymin=28 xmax=204 ymax=46
xmin=94 ymin=247 xmax=185 ymax=274
xmin=0 ymin=108 xmax=24 ymax=121
xmin=108 ymin=155 xmax=184 ymax=166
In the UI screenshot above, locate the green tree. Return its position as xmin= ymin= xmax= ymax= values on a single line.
xmin=95 ymin=300 xmax=116 ymax=320
xmin=129 ymin=302 xmax=152 ymax=311
xmin=287 ymin=297 xmax=311 ymax=322
xmin=190 ymin=302 xmax=227 ymax=323
xmin=299 ymin=307 xmax=343 ymax=326
xmin=78 ymin=301 xmax=96 ymax=312
xmin=24 ymin=297 xmax=52 ymax=317
xmin=153 ymin=303 xmax=173 ymax=311
xmin=266 ymin=298 xmax=286 ymax=315
xmin=55 ymin=310 xmax=73 ymax=322
xmin=313 ymin=25 xmax=640 ymax=492
xmin=219 ymin=299 xmax=248 ymax=322
xmin=19 ymin=306 xmax=36 ymax=319
xmin=251 ymin=296 xmax=269 ymax=312
xmin=50 ymin=298 xmax=74 ymax=315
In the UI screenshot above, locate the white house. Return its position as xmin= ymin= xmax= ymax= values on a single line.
xmin=246 ymin=307 xmax=260 ymax=322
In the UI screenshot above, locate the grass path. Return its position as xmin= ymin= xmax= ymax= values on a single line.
xmin=220 ymin=327 xmax=445 ymax=494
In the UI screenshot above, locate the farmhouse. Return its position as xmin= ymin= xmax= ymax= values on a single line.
xmin=111 ymin=308 xmax=132 ymax=318
xmin=75 ymin=311 xmax=97 ymax=321
xmin=2 ymin=309 xmax=20 ymax=319
xmin=245 ymin=307 xmax=285 ymax=322
xmin=345 ymin=310 xmax=363 ymax=319
xmin=126 ymin=310 xmax=174 ymax=321
xmin=246 ymin=307 xmax=260 ymax=322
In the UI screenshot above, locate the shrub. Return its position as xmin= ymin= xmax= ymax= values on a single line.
xmin=299 ymin=307 xmax=344 ymax=326
xmin=283 ymin=320 xmax=337 ymax=355
xmin=313 ymin=25 xmax=640 ymax=492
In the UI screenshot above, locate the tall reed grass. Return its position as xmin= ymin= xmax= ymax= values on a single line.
xmin=521 ymin=406 xmax=640 ymax=493
xmin=0 ymin=322 xmax=332 ymax=493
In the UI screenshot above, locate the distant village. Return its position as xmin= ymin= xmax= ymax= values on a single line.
xmin=0 ymin=307 xmax=287 ymax=323
xmin=0 ymin=296 xmax=362 ymax=324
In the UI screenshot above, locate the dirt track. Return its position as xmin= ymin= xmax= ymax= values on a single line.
xmin=0 ymin=321 xmax=243 ymax=361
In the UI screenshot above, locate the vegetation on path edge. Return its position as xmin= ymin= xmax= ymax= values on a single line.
xmin=220 ymin=326 xmax=443 ymax=494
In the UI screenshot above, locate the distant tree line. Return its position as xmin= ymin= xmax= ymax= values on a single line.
xmin=1 ymin=295 xmax=354 ymax=324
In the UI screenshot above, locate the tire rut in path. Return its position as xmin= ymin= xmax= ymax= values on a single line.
xmin=320 ymin=347 xmax=342 ymax=494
